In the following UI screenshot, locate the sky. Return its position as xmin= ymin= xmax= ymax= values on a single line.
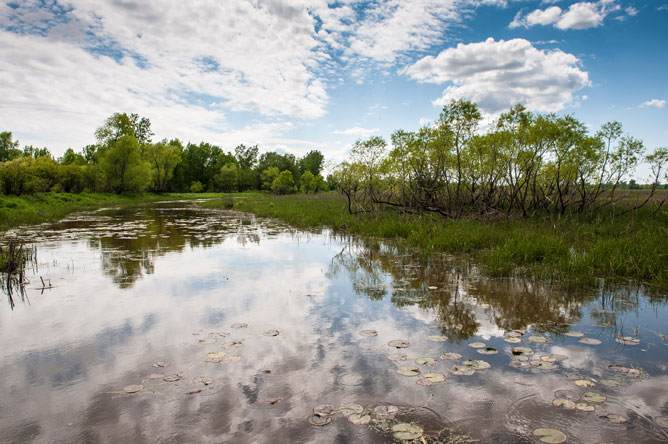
xmin=1 ymin=0 xmax=667 ymax=170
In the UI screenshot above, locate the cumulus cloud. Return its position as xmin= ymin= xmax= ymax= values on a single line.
xmin=639 ymin=99 xmax=666 ymax=108
xmin=510 ymin=0 xmax=622 ymax=30
xmin=332 ymin=127 xmax=380 ymax=137
xmin=403 ymin=37 xmax=590 ymax=113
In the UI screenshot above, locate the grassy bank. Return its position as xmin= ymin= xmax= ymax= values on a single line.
xmin=0 ymin=192 xmax=221 ymax=232
xmin=201 ymin=193 xmax=668 ymax=288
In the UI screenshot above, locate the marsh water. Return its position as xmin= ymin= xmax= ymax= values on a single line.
xmin=1 ymin=201 xmax=668 ymax=444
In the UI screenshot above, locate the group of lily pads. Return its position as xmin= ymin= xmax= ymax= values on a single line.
xmin=122 ymin=321 xmax=281 ymax=397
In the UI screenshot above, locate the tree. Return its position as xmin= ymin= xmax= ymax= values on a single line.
xmin=99 ymin=135 xmax=151 ymax=193
xmin=95 ymin=112 xmax=153 ymax=146
xmin=299 ymin=150 xmax=324 ymax=176
xmin=0 ymin=131 xmax=21 ymax=162
xmin=60 ymin=148 xmax=86 ymax=165
xmin=216 ymin=163 xmax=239 ymax=192
xmin=144 ymin=141 xmax=181 ymax=192
xmin=300 ymin=170 xmax=315 ymax=193
xmin=271 ymin=170 xmax=296 ymax=195
xmin=260 ymin=167 xmax=280 ymax=190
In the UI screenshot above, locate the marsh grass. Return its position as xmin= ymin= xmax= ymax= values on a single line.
xmin=202 ymin=192 xmax=668 ymax=288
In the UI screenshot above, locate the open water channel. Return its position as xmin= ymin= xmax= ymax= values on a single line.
xmin=1 ymin=200 xmax=667 ymax=443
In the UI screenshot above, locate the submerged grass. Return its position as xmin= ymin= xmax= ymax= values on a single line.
xmin=201 ymin=193 xmax=668 ymax=288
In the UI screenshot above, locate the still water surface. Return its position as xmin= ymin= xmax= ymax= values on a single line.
xmin=1 ymin=201 xmax=668 ymax=443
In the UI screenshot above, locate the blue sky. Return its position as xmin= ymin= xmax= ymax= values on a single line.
xmin=1 ymin=0 xmax=666 ymax=173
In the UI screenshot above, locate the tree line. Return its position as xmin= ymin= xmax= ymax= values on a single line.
xmin=330 ymin=100 xmax=667 ymax=218
xmin=0 ymin=113 xmax=327 ymax=196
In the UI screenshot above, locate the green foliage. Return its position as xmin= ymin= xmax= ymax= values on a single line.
xmin=261 ymin=167 xmax=280 ymax=190
xmin=0 ymin=131 xmax=21 ymax=162
xmin=99 ymin=135 xmax=151 ymax=193
xmin=145 ymin=141 xmax=181 ymax=192
xmin=216 ymin=163 xmax=239 ymax=193
xmin=189 ymin=181 xmax=205 ymax=193
xmin=95 ymin=112 xmax=153 ymax=146
xmin=271 ymin=170 xmax=296 ymax=195
xmin=299 ymin=150 xmax=324 ymax=176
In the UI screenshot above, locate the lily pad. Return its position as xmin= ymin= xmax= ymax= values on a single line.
xmin=574 ymin=379 xmax=596 ymax=388
xmin=360 ymin=329 xmax=378 ymax=337
xmin=308 ymin=414 xmax=332 ymax=426
xmin=504 ymin=337 xmax=522 ymax=343
xmin=616 ymin=336 xmax=640 ymax=346
xmin=506 ymin=330 xmax=524 ymax=338
xmin=222 ymin=341 xmax=243 ymax=349
xmin=338 ymin=404 xmax=364 ymax=416
xmin=463 ymin=359 xmax=491 ymax=370
xmin=349 ymin=414 xmax=371 ymax=425
xmin=231 ymin=323 xmax=248 ymax=329
xmin=509 ymin=360 xmax=532 ymax=369
xmin=512 ymin=355 xmax=529 ymax=362
xmin=468 ymin=341 xmax=486 ymax=348
xmin=152 ymin=361 xmax=171 ymax=368
xmin=388 ymin=339 xmax=410 ymax=348
xmin=528 ymin=336 xmax=548 ymax=344
xmin=564 ymin=331 xmax=584 ymax=338
xmin=554 ymin=390 xmax=580 ymax=401
xmin=512 ymin=346 xmax=534 ymax=356
xmin=313 ymin=404 xmax=336 ymax=417
xmin=575 ymin=402 xmax=594 ymax=412
xmin=194 ymin=376 xmax=213 ymax=385
xmin=207 ymin=351 xmax=227 ymax=359
xmin=532 ymin=361 xmax=557 ymax=370
xmin=477 ymin=347 xmax=498 ymax=355
xmin=263 ymin=329 xmax=280 ymax=336
xmin=124 ymin=384 xmax=143 ymax=393
xmin=397 ymin=366 xmax=420 ymax=377
xmin=449 ymin=365 xmax=476 ymax=376
xmin=440 ymin=352 xmax=462 ymax=361
xmin=532 ymin=428 xmax=567 ymax=444
xmin=428 ymin=335 xmax=448 ymax=342
xmin=198 ymin=338 xmax=216 ymax=344
xmin=392 ymin=423 xmax=423 ymax=441
xmin=415 ymin=357 xmax=437 ymax=366
xmin=600 ymin=379 xmax=620 ymax=388
xmin=552 ymin=398 xmax=576 ymax=409
xmin=544 ymin=354 xmax=568 ymax=362
xmin=603 ymin=413 xmax=628 ymax=424
xmin=164 ymin=374 xmax=183 ymax=382
xmin=578 ymin=337 xmax=602 ymax=345
xmin=388 ymin=353 xmax=408 ymax=361
xmin=424 ymin=372 xmax=446 ymax=383
xmin=582 ymin=392 xmax=606 ymax=403
xmin=373 ymin=404 xmax=399 ymax=416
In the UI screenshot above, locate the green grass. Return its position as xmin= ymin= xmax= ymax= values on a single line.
xmin=201 ymin=192 xmax=668 ymax=288
xmin=0 ymin=192 xmax=221 ymax=231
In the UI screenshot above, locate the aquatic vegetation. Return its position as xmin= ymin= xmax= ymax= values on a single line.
xmin=532 ymin=428 xmax=567 ymax=443
xmin=124 ymin=384 xmax=143 ymax=393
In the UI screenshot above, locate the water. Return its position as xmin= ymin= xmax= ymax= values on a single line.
xmin=1 ymin=201 xmax=667 ymax=443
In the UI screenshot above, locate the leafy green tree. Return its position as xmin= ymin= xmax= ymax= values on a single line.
xmin=60 ymin=148 xmax=86 ymax=165
xmin=299 ymin=150 xmax=324 ymax=176
xmin=0 ymin=131 xmax=21 ymax=162
xmin=145 ymin=141 xmax=181 ymax=192
xmin=216 ymin=163 xmax=239 ymax=192
xmin=99 ymin=135 xmax=151 ymax=193
xmin=300 ymin=170 xmax=315 ymax=193
xmin=22 ymin=145 xmax=52 ymax=159
xmin=190 ymin=181 xmax=204 ymax=193
xmin=95 ymin=112 xmax=153 ymax=146
xmin=260 ymin=167 xmax=280 ymax=190
xmin=271 ymin=170 xmax=296 ymax=195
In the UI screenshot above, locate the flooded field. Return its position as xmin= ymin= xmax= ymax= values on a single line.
xmin=1 ymin=201 xmax=667 ymax=443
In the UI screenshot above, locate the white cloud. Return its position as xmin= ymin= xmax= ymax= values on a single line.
xmin=332 ymin=127 xmax=380 ymax=137
xmin=511 ymin=0 xmax=622 ymax=30
xmin=403 ymin=37 xmax=590 ymax=113
xmin=640 ymin=99 xmax=666 ymax=108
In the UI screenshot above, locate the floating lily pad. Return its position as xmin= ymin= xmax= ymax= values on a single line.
xmin=314 ymin=404 xmax=336 ymax=417
xmin=124 ymin=384 xmax=143 ymax=393
xmin=603 ymin=413 xmax=628 ymax=424
xmin=338 ymin=404 xmax=364 ymax=416
xmin=468 ymin=342 xmax=486 ymax=348
xmin=509 ymin=360 xmax=532 ymax=369
xmin=616 ymin=336 xmax=640 ymax=346
xmin=575 ymin=379 xmax=596 ymax=388
xmin=222 ymin=341 xmax=243 ymax=349
xmin=512 ymin=346 xmax=534 ymax=356
xmin=449 ymin=365 xmax=476 ymax=376
xmin=504 ymin=337 xmax=522 ymax=343
xmin=373 ymin=404 xmax=399 ymax=416
xmin=512 ymin=355 xmax=529 ymax=362
xmin=263 ymin=329 xmax=280 ymax=336
xmin=388 ymin=353 xmax=408 ymax=361
xmin=532 ymin=361 xmax=557 ymax=371
xmin=388 ymin=339 xmax=410 ymax=348
xmin=148 ymin=373 xmax=165 ymax=379
xmin=506 ymin=330 xmax=524 ymax=338
xmin=440 ymin=352 xmax=462 ymax=361
xmin=552 ymin=398 xmax=576 ymax=409
xmin=164 ymin=374 xmax=183 ymax=382
xmin=554 ymin=390 xmax=580 ymax=401
xmin=207 ymin=351 xmax=227 ymax=359
xmin=194 ymin=376 xmax=213 ymax=385
xmin=582 ymin=392 xmax=606 ymax=403
xmin=349 ymin=413 xmax=371 ymax=424
xmin=392 ymin=423 xmax=423 ymax=441
xmin=423 ymin=372 xmax=446 ymax=383
xmin=575 ymin=402 xmax=594 ymax=412
xmin=655 ymin=417 xmax=668 ymax=428
xmin=308 ymin=414 xmax=332 ymax=426
xmin=564 ymin=331 xmax=584 ymax=338
xmin=428 ymin=335 xmax=448 ymax=342
xmin=152 ymin=361 xmax=171 ymax=368
xmin=532 ymin=428 xmax=567 ymax=444
xmin=578 ymin=337 xmax=602 ymax=345
xmin=199 ymin=338 xmax=216 ymax=344
xmin=544 ymin=354 xmax=568 ymax=362
xmin=397 ymin=366 xmax=420 ymax=377
xmin=600 ymin=379 xmax=621 ymax=388
xmin=477 ymin=347 xmax=498 ymax=355
xmin=360 ymin=329 xmax=378 ymax=337
xmin=415 ymin=357 xmax=437 ymax=366
xmin=185 ymin=388 xmax=202 ymax=395
xmin=463 ymin=359 xmax=491 ymax=370
xmin=231 ymin=323 xmax=248 ymax=329
xmin=528 ymin=336 xmax=548 ymax=344
xmin=224 ymin=356 xmax=241 ymax=363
